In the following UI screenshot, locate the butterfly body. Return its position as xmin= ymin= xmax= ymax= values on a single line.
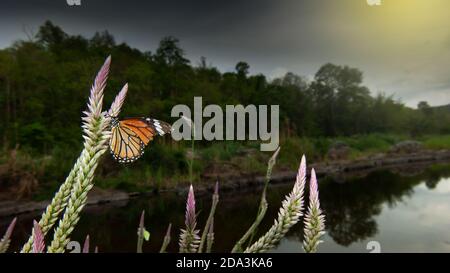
xmin=109 ymin=117 xmax=171 ymax=163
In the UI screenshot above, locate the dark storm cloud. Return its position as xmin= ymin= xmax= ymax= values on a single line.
xmin=0 ymin=0 xmax=336 ymax=61
xmin=0 ymin=0 xmax=277 ymax=52
xmin=0 ymin=0 xmax=449 ymax=107
xmin=0 ymin=0 xmax=287 ymax=69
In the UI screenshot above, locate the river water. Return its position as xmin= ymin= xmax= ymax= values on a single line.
xmin=3 ymin=163 xmax=450 ymax=253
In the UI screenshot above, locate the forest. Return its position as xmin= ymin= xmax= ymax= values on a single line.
xmin=1 ymin=21 xmax=450 ymax=198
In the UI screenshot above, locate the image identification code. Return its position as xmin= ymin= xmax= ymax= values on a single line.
xmin=176 ymin=257 xmax=273 ymax=271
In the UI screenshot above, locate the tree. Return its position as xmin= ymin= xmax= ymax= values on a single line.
xmin=36 ymin=20 xmax=67 ymax=49
xmin=0 ymin=50 xmax=14 ymax=144
xmin=269 ymin=72 xmax=313 ymax=136
xmin=0 ymin=21 xmax=448 ymax=164
xmin=310 ymin=63 xmax=371 ymax=135
xmin=155 ymin=36 xmax=189 ymax=67
xmin=153 ymin=36 xmax=192 ymax=98
xmin=272 ymin=72 xmax=308 ymax=90
xmin=418 ymin=101 xmax=433 ymax=116
xmin=90 ymin=30 xmax=116 ymax=49
xmin=235 ymin=61 xmax=250 ymax=78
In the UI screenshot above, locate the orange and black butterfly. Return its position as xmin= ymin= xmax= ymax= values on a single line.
xmin=109 ymin=116 xmax=171 ymax=163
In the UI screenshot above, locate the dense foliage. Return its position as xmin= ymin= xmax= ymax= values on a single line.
xmin=0 ymin=21 xmax=449 ymax=196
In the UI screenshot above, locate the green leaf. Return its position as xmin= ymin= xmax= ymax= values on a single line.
xmin=143 ymin=228 xmax=150 ymax=241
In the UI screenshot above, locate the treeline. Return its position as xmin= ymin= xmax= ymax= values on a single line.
xmin=0 ymin=20 xmax=449 ymax=154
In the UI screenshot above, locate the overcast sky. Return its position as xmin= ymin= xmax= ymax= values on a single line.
xmin=0 ymin=0 xmax=449 ymax=107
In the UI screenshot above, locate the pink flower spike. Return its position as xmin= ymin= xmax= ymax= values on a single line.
xmin=292 ymin=154 xmax=307 ymax=215
xmin=32 ymin=220 xmax=45 ymax=253
xmin=185 ymin=185 xmax=196 ymax=230
xmin=93 ymin=56 xmax=111 ymax=96
xmin=309 ymin=168 xmax=319 ymax=207
xmin=82 ymin=235 xmax=90 ymax=253
xmin=108 ymin=83 xmax=129 ymax=117
xmin=297 ymin=155 xmax=306 ymax=188
xmin=4 ymin=217 xmax=17 ymax=242
xmin=88 ymin=56 xmax=111 ymax=118
xmin=303 ymin=167 xmax=325 ymax=253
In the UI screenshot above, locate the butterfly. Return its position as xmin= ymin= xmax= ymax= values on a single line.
xmin=109 ymin=116 xmax=171 ymax=163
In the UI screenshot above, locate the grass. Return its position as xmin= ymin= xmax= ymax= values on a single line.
xmin=421 ymin=135 xmax=450 ymax=150
xmin=337 ymin=134 xmax=405 ymax=152
xmin=278 ymin=134 xmax=408 ymax=167
xmin=278 ymin=137 xmax=321 ymax=169
xmin=3 ymin=133 xmax=450 ymax=199
xmin=200 ymin=142 xmax=245 ymax=161
xmin=333 ymin=134 xmax=408 ymax=160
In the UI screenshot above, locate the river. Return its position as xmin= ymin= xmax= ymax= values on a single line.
xmin=2 ymin=163 xmax=450 ymax=253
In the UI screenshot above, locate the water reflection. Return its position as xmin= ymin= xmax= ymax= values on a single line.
xmin=224 ymin=163 xmax=450 ymax=252
xmin=2 ymin=163 xmax=450 ymax=252
xmin=282 ymin=163 xmax=450 ymax=252
xmin=320 ymin=171 xmax=415 ymax=246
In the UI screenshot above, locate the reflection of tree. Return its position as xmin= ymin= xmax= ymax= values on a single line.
xmin=6 ymin=164 xmax=450 ymax=252
xmin=422 ymin=164 xmax=450 ymax=189
xmin=299 ymin=164 xmax=450 ymax=247
xmin=286 ymin=166 xmax=449 ymax=247
xmin=75 ymin=164 xmax=450 ymax=251
xmin=425 ymin=176 xmax=440 ymax=189
xmin=320 ymin=171 xmax=421 ymax=246
xmin=322 ymin=187 xmax=381 ymax=246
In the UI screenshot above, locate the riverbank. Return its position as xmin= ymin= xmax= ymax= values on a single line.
xmin=2 ymin=148 xmax=450 ymax=217
xmin=182 ymin=148 xmax=450 ymax=195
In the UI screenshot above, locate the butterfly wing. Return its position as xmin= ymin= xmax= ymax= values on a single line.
xmin=143 ymin=118 xmax=172 ymax=137
xmin=110 ymin=117 xmax=171 ymax=163
xmin=119 ymin=119 xmax=156 ymax=145
xmin=110 ymin=123 xmax=145 ymax=163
